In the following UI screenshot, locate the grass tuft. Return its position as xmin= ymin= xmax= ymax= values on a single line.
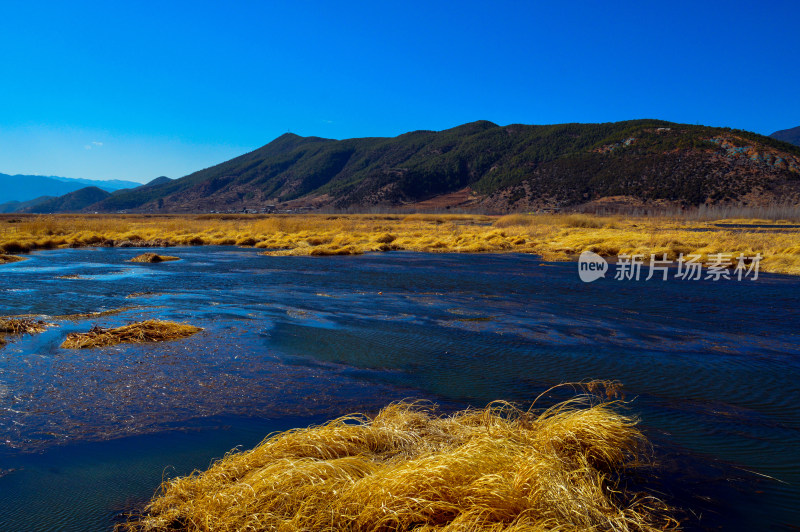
xmin=129 ymin=253 xmax=181 ymax=263
xmin=60 ymin=320 xmax=202 ymax=349
xmin=0 ymin=317 xmax=51 ymax=348
xmin=0 ymin=254 xmax=28 ymax=264
xmin=0 ymin=317 xmax=50 ymax=335
xmin=119 ymin=389 xmax=679 ymax=531
xmin=308 ymin=245 xmax=364 ymax=256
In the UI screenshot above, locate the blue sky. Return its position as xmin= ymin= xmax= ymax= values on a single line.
xmin=1 ymin=1 xmax=798 ymax=183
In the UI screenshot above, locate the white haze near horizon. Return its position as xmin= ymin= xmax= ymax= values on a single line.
xmin=0 ymin=125 xmax=254 ymax=184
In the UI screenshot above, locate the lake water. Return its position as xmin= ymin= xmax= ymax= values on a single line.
xmin=1 ymin=247 xmax=798 ymax=530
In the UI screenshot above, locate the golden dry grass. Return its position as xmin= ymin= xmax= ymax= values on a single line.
xmin=60 ymin=320 xmax=202 ymax=349
xmin=119 ymin=389 xmax=679 ymax=532
xmin=129 ymin=252 xmax=181 ymax=263
xmin=1 ymin=213 xmax=798 ymax=275
xmin=0 ymin=317 xmax=49 ymax=335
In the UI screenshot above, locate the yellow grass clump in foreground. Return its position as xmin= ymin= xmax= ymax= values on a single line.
xmin=120 ymin=391 xmax=679 ymax=532
xmin=60 ymin=320 xmax=202 ymax=349
xmin=1 ymin=212 xmax=799 ymax=275
xmin=129 ymin=252 xmax=181 ymax=263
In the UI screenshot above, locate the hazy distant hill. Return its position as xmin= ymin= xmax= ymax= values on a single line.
xmin=0 ymin=196 xmax=55 ymax=213
xmin=770 ymin=126 xmax=800 ymax=147
xmin=142 ymin=176 xmax=172 ymax=187
xmin=0 ymin=173 xmax=140 ymax=204
xmin=79 ymin=119 xmax=800 ymax=213
xmin=48 ymin=175 xmax=141 ymax=191
xmin=22 ymin=187 xmax=112 ymax=213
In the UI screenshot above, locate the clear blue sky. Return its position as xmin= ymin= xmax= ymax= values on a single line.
xmin=1 ymin=0 xmax=797 ymax=183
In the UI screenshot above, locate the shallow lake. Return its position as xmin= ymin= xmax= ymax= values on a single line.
xmin=1 ymin=247 xmax=798 ymax=530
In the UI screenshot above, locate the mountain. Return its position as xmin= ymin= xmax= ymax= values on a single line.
xmin=0 ymin=173 xmax=140 ymax=204
xmin=770 ymin=126 xmax=800 ymax=147
xmin=0 ymin=196 xmax=55 ymax=214
xmin=141 ymin=176 xmax=172 ymax=187
xmin=91 ymin=119 xmax=800 ymax=212
xmin=21 ymin=187 xmax=112 ymax=213
xmin=56 ymin=119 xmax=800 ymax=213
xmin=48 ymin=176 xmax=141 ymax=190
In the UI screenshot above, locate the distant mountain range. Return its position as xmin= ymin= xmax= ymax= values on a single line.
xmin=0 ymin=175 xmax=170 ymax=213
xmin=770 ymin=126 xmax=800 ymax=147
xmin=7 ymin=120 xmax=800 ymax=214
xmin=0 ymin=173 xmax=141 ymax=205
xmin=20 ymin=186 xmax=112 ymax=214
xmin=0 ymin=196 xmax=56 ymax=214
xmin=47 ymin=175 xmax=142 ymax=191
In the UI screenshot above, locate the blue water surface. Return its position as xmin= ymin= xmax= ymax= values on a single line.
xmin=0 ymin=247 xmax=798 ymax=531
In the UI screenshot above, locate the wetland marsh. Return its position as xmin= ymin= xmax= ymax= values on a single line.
xmin=0 ymin=216 xmax=798 ymax=530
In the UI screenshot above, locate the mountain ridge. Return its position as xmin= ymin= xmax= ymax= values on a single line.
xmin=22 ymin=187 xmax=112 ymax=213
xmin=48 ymin=175 xmax=142 ymax=190
xmin=0 ymin=173 xmax=141 ymax=204
xmin=0 ymin=196 xmax=56 ymax=214
xmin=26 ymin=119 xmax=800 ymax=213
xmin=770 ymin=126 xmax=800 ymax=147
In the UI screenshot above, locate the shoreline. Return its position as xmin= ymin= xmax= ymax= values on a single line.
xmin=1 ymin=213 xmax=799 ymax=275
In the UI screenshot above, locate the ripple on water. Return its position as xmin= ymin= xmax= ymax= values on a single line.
xmin=0 ymin=247 xmax=798 ymax=530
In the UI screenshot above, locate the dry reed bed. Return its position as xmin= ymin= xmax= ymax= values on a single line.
xmin=1 ymin=213 xmax=798 ymax=274
xmin=60 ymin=320 xmax=202 ymax=349
xmin=120 ymin=391 xmax=678 ymax=531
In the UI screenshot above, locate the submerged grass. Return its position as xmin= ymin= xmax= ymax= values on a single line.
xmin=53 ymin=306 xmax=150 ymax=321
xmin=1 ymin=213 xmax=799 ymax=275
xmin=0 ymin=317 xmax=51 ymax=349
xmin=60 ymin=320 xmax=202 ymax=349
xmin=120 ymin=389 xmax=679 ymax=531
